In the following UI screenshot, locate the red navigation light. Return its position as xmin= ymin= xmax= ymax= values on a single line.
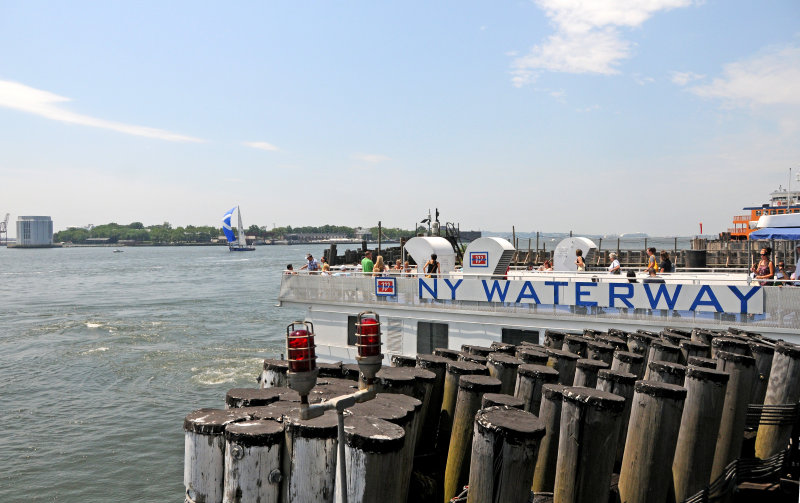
xmin=287 ymin=325 xmax=316 ymax=373
xmin=356 ymin=313 xmax=381 ymax=358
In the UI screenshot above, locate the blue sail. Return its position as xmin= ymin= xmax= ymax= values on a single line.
xmin=222 ymin=207 xmax=237 ymax=243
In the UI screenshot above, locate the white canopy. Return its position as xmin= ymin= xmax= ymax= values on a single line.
xmin=552 ymin=237 xmax=597 ymax=272
xmin=404 ymin=236 xmax=456 ymax=273
xmin=462 ymin=237 xmax=516 ymax=276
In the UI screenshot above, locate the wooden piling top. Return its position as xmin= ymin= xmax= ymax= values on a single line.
xmin=226 ymin=387 xmax=286 ymax=408
xmin=343 ymin=415 xmax=406 ymax=453
xmin=376 ymin=366 xmax=417 ymax=384
xmin=516 ymin=348 xmax=550 ymax=365
xmin=650 ymin=339 xmax=680 ymax=353
xmin=416 ymin=353 xmax=451 ymax=370
xmin=662 ymin=332 xmax=690 ymax=346
xmin=633 ymin=380 xmax=687 ymax=400
xmin=342 ymin=363 xmax=362 ymax=380
xmin=628 ymin=332 xmax=655 ymax=344
xmin=637 ymin=329 xmax=660 ymax=338
xmin=464 ymin=345 xmax=493 ymax=356
xmin=459 ymin=352 xmax=488 ymax=364
xmin=183 ymin=408 xmax=253 ymax=435
xmin=679 ymin=339 xmax=710 ymax=351
xmin=613 ymin=351 xmax=643 ymax=364
xmin=224 ymin=419 xmax=284 ymax=447
xmin=561 ymin=387 xmax=625 ymax=411
xmin=409 ymin=367 xmax=437 ymax=383
xmin=246 ymin=401 xmax=301 ymax=421
xmin=775 ymin=341 xmax=800 ymax=358
xmin=576 ymin=358 xmax=609 ymax=371
xmin=475 ymin=406 xmax=546 ymax=444
xmin=608 ymin=328 xmax=631 ymax=340
xmin=687 ymin=356 xmax=717 ymax=369
xmin=583 ymin=329 xmax=603 ymax=339
xmin=541 ymin=383 xmax=570 ymax=400
xmin=458 ymin=374 xmax=502 ymax=392
xmin=665 ymin=327 xmax=692 ymax=337
xmin=487 ymin=353 xmax=524 ymax=368
xmin=391 ymin=355 xmax=418 ymax=367
xmin=518 ymin=363 xmax=559 ymax=380
xmin=283 ymin=409 xmax=339 ymax=439
xmin=596 ymin=335 xmax=628 ymax=351
xmin=262 ymin=358 xmax=289 ymax=372
xmin=648 ymin=361 xmax=687 ymax=380
xmin=433 ymin=348 xmax=461 ymax=360
xmin=375 ymin=392 xmax=422 ymax=414
xmin=597 ymin=369 xmax=637 ymax=385
xmin=564 ymin=334 xmax=589 ymax=345
xmin=490 ymin=341 xmax=517 ymax=354
xmin=482 ymin=393 xmax=525 ymax=409
xmin=348 ymin=397 xmax=414 ymax=428
xmin=446 ymin=360 xmax=488 ymax=375
xmin=715 ymin=350 xmax=756 ymax=366
xmin=685 ymin=366 xmax=730 ymax=384
xmin=317 ymin=361 xmax=343 ymax=377
xmin=747 ymin=342 xmax=774 ymax=355
xmin=544 ymin=329 xmax=567 ymax=342
xmin=586 ymin=340 xmax=614 ymax=354
xmin=546 ymin=348 xmax=580 ymax=360
xmin=712 ymin=337 xmax=751 ymax=353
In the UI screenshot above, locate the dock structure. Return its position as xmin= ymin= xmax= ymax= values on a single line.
xmin=183 ymin=327 xmax=800 ymax=503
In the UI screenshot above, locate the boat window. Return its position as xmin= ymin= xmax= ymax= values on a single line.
xmin=501 ymin=328 xmax=540 ymax=346
xmin=347 ymin=316 xmax=358 ymax=346
xmin=756 ymin=211 xmax=761 ymax=216
xmin=417 ymin=322 xmax=448 ymax=354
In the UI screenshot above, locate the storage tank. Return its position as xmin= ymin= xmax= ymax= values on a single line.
xmin=16 ymin=216 xmax=54 ymax=247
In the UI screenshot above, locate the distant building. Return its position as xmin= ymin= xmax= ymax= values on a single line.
xmin=460 ymin=231 xmax=482 ymax=243
xmin=15 ymin=216 xmax=54 ymax=248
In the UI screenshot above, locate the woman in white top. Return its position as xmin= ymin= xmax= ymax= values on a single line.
xmin=608 ymin=252 xmax=621 ymax=274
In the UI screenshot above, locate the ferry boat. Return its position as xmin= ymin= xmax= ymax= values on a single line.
xmin=278 ymin=235 xmax=800 ymax=362
xmin=727 ymin=185 xmax=800 ymax=240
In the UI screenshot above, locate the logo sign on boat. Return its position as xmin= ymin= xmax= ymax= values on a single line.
xmin=417 ymin=278 xmax=764 ymax=314
xmin=470 ymin=252 xmax=489 ymax=268
xmin=375 ymin=277 xmax=397 ymax=297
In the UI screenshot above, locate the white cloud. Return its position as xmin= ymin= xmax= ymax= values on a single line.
xmin=633 ymin=74 xmax=655 ymax=85
xmin=352 ymin=153 xmax=390 ymax=163
xmin=512 ymin=0 xmax=696 ymax=86
xmin=670 ymin=71 xmax=705 ymax=86
xmin=243 ymin=141 xmax=279 ymax=151
xmin=0 ymin=80 xmax=203 ymax=142
xmin=689 ymin=45 xmax=800 ymax=107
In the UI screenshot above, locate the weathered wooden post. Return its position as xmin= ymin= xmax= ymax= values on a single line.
xmin=644 ymin=361 xmax=687 ymax=385
xmin=532 ymin=384 xmax=568 ymax=494
xmin=544 ymin=329 xmax=566 ymax=349
xmin=184 ymin=408 xmax=253 ymax=503
xmin=661 ymin=331 xmax=689 ymax=347
xmin=486 ymin=353 xmax=523 ymax=395
xmin=585 ymin=340 xmax=615 ymax=365
xmin=259 ymin=359 xmax=289 ymax=389
xmin=691 ymin=328 xmax=714 ymax=346
xmin=546 ymin=348 xmax=580 ymax=385
xmin=335 ymin=416 xmax=407 ymax=503
xmin=553 ymin=388 xmax=625 ymax=503
xmin=618 ymin=381 xmax=687 ymax=503
xmin=611 ymin=351 xmax=644 ymax=378
xmin=573 ymin=358 xmax=608 ymax=388
xmin=437 ymin=361 xmax=488 ymax=466
xmin=443 ymin=375 xmax=502 ymax=502
xmin=679 ymin=339 xmax=710 ymax=364
xmin=465 ymin=345 xmax=493 ymax=357
xmin=223 ymin=419 xmax=284 ymax=503
xmin=467 ymin=407 xmax=546 ymax=503
xmin=416 ymin=354 xmax=450 ymax=452
xmin=563 ymin=335 xmax=589 ymax=357
xmin=671 ymin=367 xmax=730 ymax=503
xmin=596 ymin=334 xmax=628 ymax=352
xmin=482 ymin=392 xmax=524 ymax=409
xmin=748 ymin=342 xmax=775 ymax=405
xmin=595 ymin=369 xmax=637 ymax=466
xmin=755 ymin=342 xmax=800 ymax=459
xmin=516 ymin=347 xmax=550 ymax=365
xmin=433 ymin=347 xmax=460 ymax=360
xmin=647 ymin=339 xmax=681 ymax=364
xmin=225 ymin=387 xmax=285 ymax=409
xmin=515 ymin=363 xmax=559 ymax=413
xmin=281 ymin=410 xmax=339 ymax=503
xmin=711 ymin=337 xmax=751 ymax=358
xmin=458 ymin=352 xmax=487 ymax=365
xmin=317 ymin=361 xmax=343 ymax=377
xmin=711 ymin=350 xmax=757 ymax=483
xmin=391 ymin=354 xmax=417 ymax=367
xmin=687 ymin=356 xmax=717 ymax=369
xmin=627 ymin=332 xmax=654 ymax=356
xmin=490 ymin=341 xmax=517 ymax=354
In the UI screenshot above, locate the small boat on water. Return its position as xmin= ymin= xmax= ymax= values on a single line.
xmin=222 ymin=206 xmax=255 ymax=252
xmin=112 ymin=249 xmax=123 ymax=253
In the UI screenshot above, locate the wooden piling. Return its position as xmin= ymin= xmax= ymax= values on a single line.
xmin=596 ymin=334 xmax=628 ymax=352
xmin=755 ymin=342 xmax=800 ymax=459
xmin=516 ymin=347 xmax=550 ymax=365
xmin=585 ymin=340 xmax=615 ymax=365
xmin=486 ymin=353 xmax=524 ymax=395
xmin=711 ymin=350 xmax=757 ymax=483
xmin=416 ymin=354 xmax=450 ymax=453
xmin=391 ymin=354 xmax=417 ymax=367
xmin=458 ymin=352 xmax=488 ymax=365
xmin=259 ymin=359 xmax=289 ymax=389
xmin=544 ymin=330 xmax=566 ymax=349
xmin=618 ymin=381 xmax=687 ymax=503
xmin=317 ymin=361 xmax=343 ymax=378
xmin=532 ymin=384 xmax=569 ymax=494
xmin=748 ymin=342 xmax=775 ymax=405
xmin=223 ymin=419 xmax=284 ymax=503
xmin=573 ymin=358 xmax=608 ymax=388
xmin=563 ymin=335 xmax=589 ymax=357
xmin=515 ymin=364 xmax=560 ymax=413
xmin=596 ymin=369 xmax=637 ymax=467
xmin=627 ymin=332 xmax=655 ymax=356
xmin=553 ymin=387 xmax=625 ymax=503
xmin=481 ymin=392 xmax=524 ymax=409
xmin=645 ymin=361 xmax=687 ymax=386
xmin=679 ymin=339 xmax=710 ymax=364
xmin=661 ymin=331 xmax=689 ymax=347
xmin=711 ymin=337 xmax=751 ymax=358
xmin=671 ymin=367 xmax=730 ymax=503
xmin=443 ymin=375 xmax=502 ymax=502
xmin=611 ymin=351 xmax=644 ymax=378
xmin=490 ymin=341 xmax=517 ymax=354
xmin=184 ymin=408 xmax=253 ymax=503
xmin=225 ymin=387 xmax=285 ymax=409
xmin=433 ymin=348 xmax=460 ymax=360
xmin=467 ymin=407 xmax=546 ymax=503
xmin=464 ymin=345 xmax=493 ymax=357
xmin=691 ymin=328 xmax=714 ymax=346
xmin=546 ymin=348 xmax=580 ymax=385
xmin=647 ymin=339 xmax=681 ymax=365
xmin=281 ymin=410 xmax=339 ymax=503
xmin=437 ymin=361 xmax=488 ymax=467
xmin=335 ymin=415 xmax=407 ymax=503
xmin=687 ymin=356 xmax=717 ymax=369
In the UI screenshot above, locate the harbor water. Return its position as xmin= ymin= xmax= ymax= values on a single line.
xmin=0 ymin=244 xmax=326 ymax=503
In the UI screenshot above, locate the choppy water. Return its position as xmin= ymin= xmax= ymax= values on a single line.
xmin=0 ymin=245 xmax=324 ymax=502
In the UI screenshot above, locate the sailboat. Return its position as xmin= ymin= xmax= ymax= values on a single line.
xmin=222 ymin=206 xmax=256 ymax=251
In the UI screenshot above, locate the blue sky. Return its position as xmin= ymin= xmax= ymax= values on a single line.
xmin=1 ymin=0 xmax=799 ymax=237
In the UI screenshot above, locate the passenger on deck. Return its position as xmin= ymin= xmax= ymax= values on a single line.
xmin=424 ymin=254 xmax=441 ymax=277
xmin=575 ymin=249 xmax=586 ymax=271
xmin=361 ymin=251 xmax=374 ymax=274
xmin=394 ymin=259 xmax=402 ymax=271
xmin=403 ymin=261 xmax=413 ymax=276
xmin=644 ymin=247 xmax=658 ymax=275
xmin=373 ymin=255 xmax=386 ymax=276
xmin=538 ymin=260 xmax=553 ymax=271
xmin=320 ymin=257 xmax=331 ymax=275
xmin=285 ymin=264 xmax=297 ymax=275
xmin=300 ymin=253 xmax=320 ymax=273
xmin=659 ymin=251 xmax=673 ymax=273
xmin=775 ymin=262 xmax=786 ymax=286
xmin=627 ymin=270 xmax=638 ymax=283
xmin=752 ymin=247 xmax=774 ymax=286
xmin=608 ymin=253 xmax=621 ymax=274
xmin=643 ymin=267 xmax=665 ymax=284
